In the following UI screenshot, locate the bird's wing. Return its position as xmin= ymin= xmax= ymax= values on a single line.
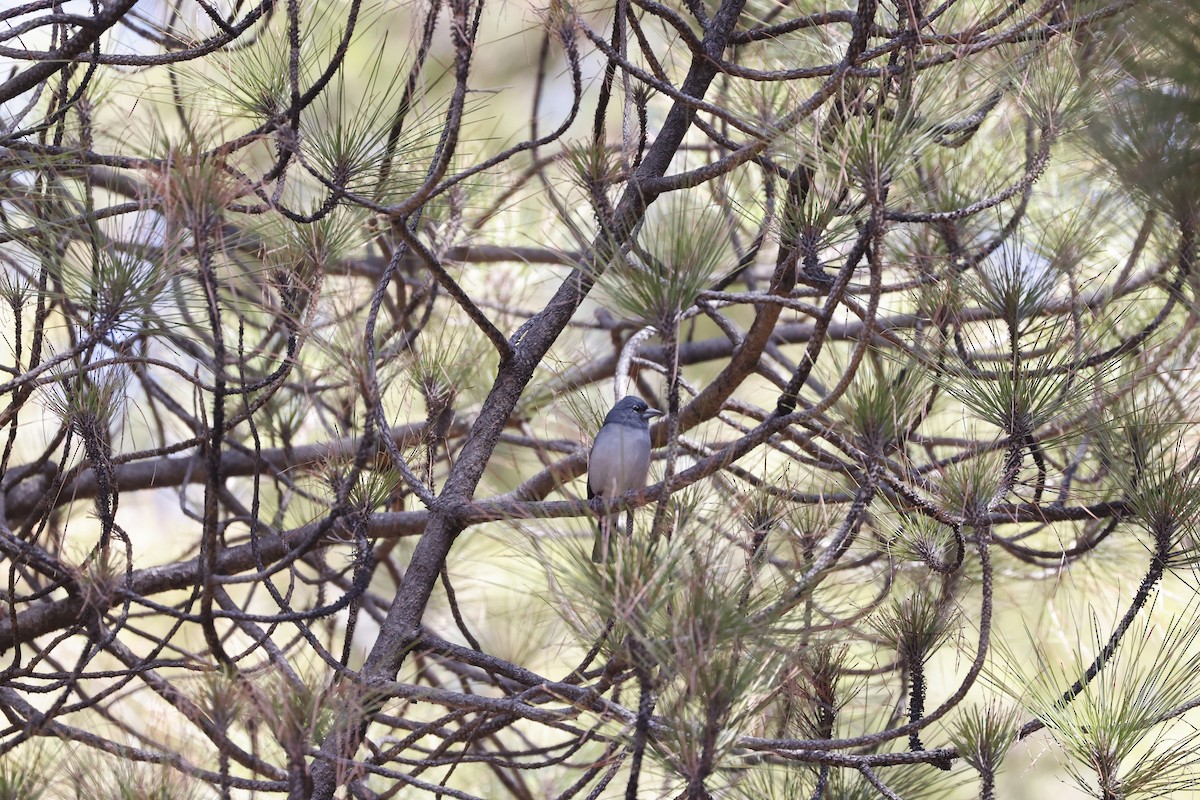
xmin=587 ymin=422 xmax=652 ymax=498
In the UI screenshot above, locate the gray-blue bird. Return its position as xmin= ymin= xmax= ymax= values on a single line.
xmin=588 ymin=396 xmax=663 ymax=562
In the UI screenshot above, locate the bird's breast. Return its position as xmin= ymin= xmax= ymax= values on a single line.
xmin=587 ymin=423 xmax=652 ymax=497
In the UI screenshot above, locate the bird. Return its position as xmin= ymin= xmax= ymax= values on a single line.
xmin=588 ymin=395 xmax=663 ymax=562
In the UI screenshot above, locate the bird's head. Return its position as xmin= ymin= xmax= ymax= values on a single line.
xmin=607 ymin=395 xmax=664 ymax=425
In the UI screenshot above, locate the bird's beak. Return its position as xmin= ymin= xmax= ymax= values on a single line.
xmin=644 ymin=407 xmax=664 ymax=420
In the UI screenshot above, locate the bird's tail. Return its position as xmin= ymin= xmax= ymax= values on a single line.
xmin=591 ymin=514 xmax=618 ymax=563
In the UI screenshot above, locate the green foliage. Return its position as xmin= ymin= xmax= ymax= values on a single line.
xmin=935 ymin=450 xmax=1005 ymax=522
xmin=779 ymin=639 xmax=847 ymax=739
xmin=66 ymin=752 xmax=210 ymax=800
xmin=942 ymin=347 xmax=1095 ymax=440
xmin=1090 ymin=2 xmax=1200 ymax=224
xmin=551 ymin=511 xmax=801 ymax=785
xmin=1009 ymin=597 xmax=1200 ymax=799
xmin=873 ymin=586 xmax=959 ymax=666
xmin=45 ymin=359 xmax=127 ymax=441
xmin=196 ymin=667 xmax=245 ymax=730
xmin=1012 ymin=37 xmax=1099 ymax=132
xmin=6 ymin=0 xmax=1200 ymax=797
xmin=190 ymin=2 xmax=350 ymax=123
xmin=833 ymin=352 xmax=928 ymax=453
xmin=946 ymin=701 xmax=1020 ymax=777
xmin=970 ymin=242 xmax=1062 ymax=332
xmin=1095 ymin=395 xmax=1200 ymax=560
xmin=597 ymin=191 xmax=734 ymax=330
xmin=0 ymin=742 xmax=49 ymax=800
xmin=255 ymin=212 xmax=361 ymax=306
xmin=730 ymin=759 xmax=964 ymax=800
xmin=399 ymin=319 xmax=493 ymax=410
xmin=153 ymin=145 xmax=244 ymax=234
xmin=886 ymin=510 xmax=958 ymax=568
xmin=258 ymin=668 xmax=342 ymax=750
xmin=838 ymin=72 xmax=945 ymax=196
xmin=301 ymin=51 xmax=441 ymax=203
